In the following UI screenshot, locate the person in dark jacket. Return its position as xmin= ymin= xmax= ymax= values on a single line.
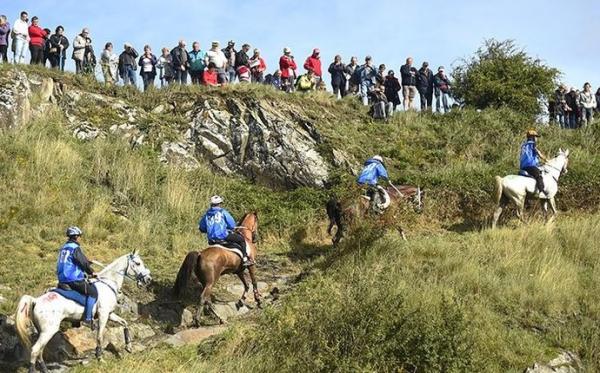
xmin=235 ymin=43 xmax=250 ymax=79
xmin=170 ymin=40 xmax=189 ymax=84
xmin=596 ymin=88 xmax=600 ymax=114
xmin=417 ymin=62 xmax=434 ymax=112
xmin=384 ymin=70 xmax=401 ymax=110
xmin=118 ymin=43 xmax=138 ymax=86
xmin=0 ymin=15 xmax=9 ymax=63
xmin=376 ymin=64 xmax=386 ymax=86
xmin=47 ymin=26 xmax=69 ymax=70
xmin=56 ymin=226 xmax=97 ymax=328
xmin=345 ymin=56 xmax=359 ymax=94
xmin=400 ymin=57 xmax=418 ymax=110
xmin=554 ymin=84 xmax=568 ymax=128
xmin=222 ymin=40 xmax=237 ymax=83
xmin=328 ymin=55 xmax=347 ymax=98
xmin=564 ymin=88 xmax=578 ymax=129
xmin=138 ymin=45 xmax=157 ymax=91
xmin=433 ymin=66 xmax=452 ymax=113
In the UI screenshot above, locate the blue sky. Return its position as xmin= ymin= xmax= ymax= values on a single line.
xmin=3 ymin=0 xmax=599 ymax=89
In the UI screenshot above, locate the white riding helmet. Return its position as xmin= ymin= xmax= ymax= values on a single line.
xmin=373 ymin=155 xmax=384 ymax=163
xmin=210 ymin=195 xmax=223 ymax=205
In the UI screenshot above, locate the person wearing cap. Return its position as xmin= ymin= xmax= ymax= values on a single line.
xmin=11 ymin=11 xmax=29 ymax=64
xmin=520 ymin=129 xmax=548 ymax=196
xmin=47 ymin=26 xmax=69 ymax=71
xmin=303 ymin=48 xmax=322 ymax=85
xmin=27 ymin=16 xmax=47 ymax=65
xmin=554 ymin=84 xmax=568 ymax=128
xmin=170 ymin=40 xmax=189 ymax=84
xmin=72 ymin=28 xmax=91 ymax=74
xmin=384 ymin=70 xmax=401 ymax=111
xmin=400 ymin=57 xmax=418 ymax=110
xmin=578 ymin=82 xmax=596 ymax=126
xmin=345 ymin=56 xmax=359 ymax=94
xmin=356 ymin=56 xmax=378 ymax=106
xmin=118 ymin=42 xmax=139 ymax=86
xmin=279 ymin=47 xmax=297 ymax=92
xmin=222 ymin=40 xmax=237 ymax=83
xmin=56 ymin=226 xmax=98 ymax=328
xmin=188 ymin=41 xmax=207 ymax=85
xmin=433 ymin=66 xmax=451 ymax=114
xmin=249 ymin=48 xmax=267 ymax=83
xmin=417 ymin=62 xmax=434 ymax=112
xmin=100 ymin=42 xmax=119 ymax=84
xmin=357 ymin=155 xmax=391 ymax=213
xmin=199 ymin=196 xmax=253 ymax=266
xmin=328 ymin=55 xmax=347 ymax=98
xmin=206 ymin=41 xmax=228 ymax=84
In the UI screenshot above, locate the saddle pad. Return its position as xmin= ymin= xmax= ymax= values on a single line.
xmin=209 ymin=245 xmax=244 ymax=260
xmin=51 ymin=285 xmax=97 ymax=306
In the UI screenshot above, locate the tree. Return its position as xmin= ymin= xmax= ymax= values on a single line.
xmin=451 ymin=39 xmax=560 ymax=118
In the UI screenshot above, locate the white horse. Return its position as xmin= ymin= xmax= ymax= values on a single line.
xmin=15 ymin=250 xmax=152 ymax=373
xmin=492 ymin=149 xmax=570 ymax=229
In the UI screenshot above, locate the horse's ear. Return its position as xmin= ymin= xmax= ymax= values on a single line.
xmin=132 ymin=248 xmax=138 ymax=255
xmin=559 ymin=147 xmax=563 ymax=154
xmin=565 ymin=149 xmax=570 ymax=157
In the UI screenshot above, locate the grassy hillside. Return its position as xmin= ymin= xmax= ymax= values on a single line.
xmin=2 ymin=66 xmax=600 ymax=372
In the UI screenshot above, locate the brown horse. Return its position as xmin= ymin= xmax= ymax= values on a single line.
xmin=173 ymin=212 xmax=261 ymax=323
xmin=326 ymin=185 xmax=423 ymax=245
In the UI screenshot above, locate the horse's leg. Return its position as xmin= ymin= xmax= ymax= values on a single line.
xmin=515 ymin=196 xmax=526 ymax=224
xmin=30 ymin=326 xmax=58 ymax=373
xmin=236 ymin=272 xmax=250 ymax=308
xmin=95 ymin=311 xmax=110 ymax=360
xmin=108 ymin=313 xmax=132 ymax=353
xmin=248 ymin=264 xmax=262 ymax=308
xmin=549 ymin=197 xmax=558 ymax=223
xmin=541 ymin=199 xmax=549 ymax=222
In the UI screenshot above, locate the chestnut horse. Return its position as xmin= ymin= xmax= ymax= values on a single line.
xmin=173 ymin=212 xmax=261 ymax=323
xmin=326 ymin=185 xmax=423 ymax=245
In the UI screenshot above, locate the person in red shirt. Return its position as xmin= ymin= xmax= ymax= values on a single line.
xmin=279 ymin=47 xmax=297 ymax=92
xmin=28 ymin=16 xmax=47 ymax=65
xmin=202 ymin=62 xmax=219 ymax=86
xmin=303 ymin=48 xmax=322 ymax=86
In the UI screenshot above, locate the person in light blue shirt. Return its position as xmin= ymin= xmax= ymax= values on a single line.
xmin=198 ymin=195 xmax=253 ymax=266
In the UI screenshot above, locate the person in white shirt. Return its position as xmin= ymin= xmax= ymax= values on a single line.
xmin=206 ymin=41 xmax=228 ymax=84
xmin=12 ymin=11 xmax=29 ymax=64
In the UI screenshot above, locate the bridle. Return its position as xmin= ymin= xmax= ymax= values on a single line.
xmin=543 ymin=154 xmax=569 ymax=182
xmin=235 ymin=213 xmax=259 ymax=243
xmin=94 ymin=254 xmax=151 ymax=295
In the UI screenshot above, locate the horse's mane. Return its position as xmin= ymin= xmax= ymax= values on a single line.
xmin=237 ymin=211 xmax=258 ymax=226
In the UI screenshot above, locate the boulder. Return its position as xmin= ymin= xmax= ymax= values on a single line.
xmin=525 ymin=351 xmax=582 ymax=373
xmin=160 ymin=141 xmax=200 ymax=170
xmin=164 ymin=326 xmax=226 ymax=347
xmin=190 ymin=98 xmax=330 ymax=188
xmin=0 ymin=70 xmax=32 ymax=129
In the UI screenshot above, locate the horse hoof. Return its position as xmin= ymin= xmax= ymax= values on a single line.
xmin=125 ymin=344 xmax=133 ymax=353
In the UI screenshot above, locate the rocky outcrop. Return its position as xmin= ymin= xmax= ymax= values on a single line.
xmin=525 ymin=351 xmax=582 ymax=373
xmin=0 ymin=70 xmax=32 ymax=129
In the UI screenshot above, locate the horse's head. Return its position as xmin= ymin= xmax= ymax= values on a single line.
xmin=237 ymin=211 xmax=259 ymax=243
xmin=125 ymin=249 xmax=152 ymax=287
xmin=558 ymin=148 xmax=571 ymax=175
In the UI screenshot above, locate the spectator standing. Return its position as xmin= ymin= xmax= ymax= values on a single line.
xmin=554 ymin=84 xmax=568 ymax=128
xmin=303 ymin=48 xmax=322 ymax=85
xmin=279 ymin=47 xmax=297 ymax=92
xmin=188 ymin=41 xmax=207 ymax=85
xmin=345 ymin=56 xmax=359 ymax=94
xmin=383 ymin=70 xmax=401 ymax=111
xmin=328 ymin=55 xmax=347 ymax=98
xmin=578 ymin=82 xmax=596 ymax=126
xmin=12 ymin=11 xmax=29 ymax=64
xmin=157 ymin=47 xmax=174 ymax=87
xmin=170 ymin=40 xmax=189 ymax=84
xmin=417 ymin=62 xmax=434 ymax=111
xmin=433 ymin=66 xmax=451 ymax=114
xmin=235 ymin=43 xmax=250 ymax=80
xmin=358 ymin=56 xmax=378 ymax=106
xmin=376 ymin=64 xmax=386 ymax=86
xmin=596 ymin=88 xmax=600 ymax=114
xmin=100 ymin=42 xmax=119 ymax=84
xmin=118 ymin=42 xmax=138 ymax=86
xmin=0 ymin=15 xmax=10 ymax=63
xmin=47 ymin=26 xmax=69 ymax=70
xmin=28 ymin=16 xmax=47 ymax=65
xmin=222 ymin=40 xmax=237 ymax=83
xmin=564 ymin=88 xmax=578 ymax=129
xmin=202 ymin=62 xmax=219 ymax=86
xmin=42 ymin=28 xmax=51 ymax=66
xmin=138 ymin=45 xmax=157 ymax=91
xmin=72 ymin=28 xmax=90 ymax=74
xmin=400 ymin=57 xmax=418 ymax=110
xmin=249 ymin=49 xmax=267 ymax=83
xmin=206 ymin=41 xmax=228 ymax=84
xmin=295 ymin=69 xmax=316 ymax=93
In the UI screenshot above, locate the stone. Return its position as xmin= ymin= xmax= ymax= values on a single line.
xmin=39 ymin=78 xmax=55 ymax=103
xmin=151 ymin=104 xmax=165 ymax=114
xmin=164 ymin=326 xmax=226 ymax=347
xmin=525 ymin=351 xmax=582 ymax=373
xmin=160 ymin=142 xmax=200 ymax=170
xmin=180 ymin=308 xmax=195 ymax=328
xmin=0 ymin=70 xmax=32 ymax=129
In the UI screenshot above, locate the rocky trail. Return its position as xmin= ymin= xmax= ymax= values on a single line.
xmin=0 ymin=254 xmax=303 ymax=372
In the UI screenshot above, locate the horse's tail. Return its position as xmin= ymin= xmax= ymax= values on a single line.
xmin=173 ymin=251 xmax=199 ymax=297
xmin=494 ymin=176 xmax=504 ymax=205
xmin=326 ymin=197 xmax=343 ymax=236
xmin=15 ymin=295 xmax=36 ymax=349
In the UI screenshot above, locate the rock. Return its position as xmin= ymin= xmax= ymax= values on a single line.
xmin=212 ymin=303 xmax=238 ymax=321
xmin=190 ymin=98 xmax=330 ymax=188
xmin=0 ymin=70 xmax=32 ymax=129
xmin=151 ymin=104 xmax=165 ymax=114
xmin=73 ymin=124 xmax=102 ymax=141
xmin=164 ymin=326 xmax=226 ymax=347
xmin=160 ymin=142 xmax=200 ymax=170
xmin=180 ymin=308 xmax=195 ymax=328
xmin=39 ymin=77 xmax=55 ymax=103
xmin=0 ymin=295 xmax=5 ymax=304
xmin=0 ymin=314 xmax=25 ymax=363
xmin=525 ymin=351 xmax=582 ymax=373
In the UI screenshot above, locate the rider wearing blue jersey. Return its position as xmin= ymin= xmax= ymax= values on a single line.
xmin=520 ymin=129 xmax=547 ymax=194
xmin=199 ymin=195 xmax=253 ymax=267
xmin=56 ymin=226 xmax=97 ymax=328
xmin=357 ymin=155 xmax=391 ymax=212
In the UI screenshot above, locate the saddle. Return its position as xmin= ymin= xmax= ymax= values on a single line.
xmin=209 ymin=240 xmax=245 ymax=260
xmin=518 ymin=170 xmax=534 ymax=178
xmin=52 ymin=283 xmax=98 ymax=307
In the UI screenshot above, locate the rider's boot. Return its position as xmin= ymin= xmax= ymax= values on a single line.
xmin=242 ymin=256 xmax=255 ymax=267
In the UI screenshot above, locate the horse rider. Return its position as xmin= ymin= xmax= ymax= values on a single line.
xmin=199 ymin=195 xmax=254 ymax=267
xmin=56 ymin=226 xmax=98 ymax=328
xmin=520 ymin=129 xmax=548 ymax=196
xmin=357 ymin=155 xmax=391 ymax=212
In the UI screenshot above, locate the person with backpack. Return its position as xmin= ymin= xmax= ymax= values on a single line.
xmin=188 ymin=41 xmax=207 ymax=85
xmin=328 ymin=55 xmax=347 ymax=98
xmin=118 ymin=42 xmax=138 ymax=86
xmin=433 ymin=66 xmax=451 ymax=114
